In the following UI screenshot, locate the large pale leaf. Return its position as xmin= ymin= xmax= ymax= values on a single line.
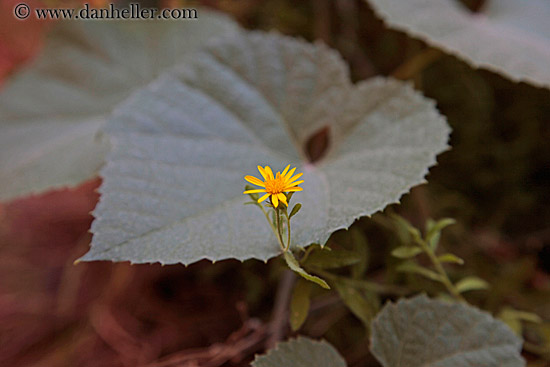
xmin=370 ymin=295 xmax=525 ymax=367
xmin=252 ymin=337 xmax=346 ymax=367
xmin=81 ymin=31 xmax=450 ymax=264
xmin=0 ymin=12 xmax=238 ymax=201
xmin=366 ymin=0 xmax=550 ymax=89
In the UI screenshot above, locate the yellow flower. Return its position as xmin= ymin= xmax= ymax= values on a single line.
xmin=243 ymin=165 xmax=304 ymax=208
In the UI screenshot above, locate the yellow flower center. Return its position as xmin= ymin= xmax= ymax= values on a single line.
xmin=264 ymin=174 xmax=286 ymax=195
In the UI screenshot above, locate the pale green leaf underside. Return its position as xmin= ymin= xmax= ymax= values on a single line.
xmin=366 ymin=0 xmax=550 ymax=89
xmin=252 ymin=337 xmax=346 ymax=367
xmin=370 ymin=295 xmax=525 ymax=367
xmin=81 ymin=31 xmax=449 ymax=265
xmin=0 ymin=11 xmax=238 ymax=201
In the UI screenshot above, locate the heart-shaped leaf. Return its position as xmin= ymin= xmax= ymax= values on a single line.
xmin=366 ymin=0 xmax=550 ymax=89
xmin=370 ymin=295 xmax=525 ymax=367
xmin=0 ymin=12 xmax=238 ymax=201
xmin=81 ymin=31 xmax=450 ymax=265
xmin=252 ymin=337 xmax=346 ymax=367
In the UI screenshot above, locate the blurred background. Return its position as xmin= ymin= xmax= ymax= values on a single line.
xmin=1 ymin=0 xmax=549 ymax=366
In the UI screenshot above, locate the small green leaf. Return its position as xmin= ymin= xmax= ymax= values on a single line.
xmin=502 ymin=309 xmax=542 ymax=324
xmin=455 ymin=276 xmax=490 ymax=293
xmin=391 ymin=215 xmax=422 ymax=244
xmin=284 ymin=252 xmax=330 ymax=289
xmin=244 ymin=184 xmax=260 ymax=201
xmin=334 ymin=281 xmax=378 ymax=328
xmin=397 ymin=262 xmax=443 ymax=282
xmin=244 ymin=201 xmax=260 ymax=206
xmin=437 ymin=253 xmax=464 ymax=265
xmin=427 ymin=217 xmax=456 ymax=233
xmin=427 ymin=231 xmax=441 ymax=251
xmin=425 ymin=218 xmax=436 ymax=233
xmin=303 ymin=249 xmax=362 ymax=269
xmin=252 ymin=337 xmax=346 ymax=367
xmin=289 ymin=203 xmax=302 ymax=218
xmin=498 ymin=307 xmax=542 ymax=336
xmin=426 ymin=218 xmax=456 ymax=250
xmin=391 ymin=246 xmax=423 ymax=259
xmin=435 ymin=293 xmax=456 ymax=303
xmin=290 ymin=279 xmax=312 ymax=331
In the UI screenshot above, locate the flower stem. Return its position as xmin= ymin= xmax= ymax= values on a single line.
xmin=417 ymin=238 xmax=466 ymax=302
xmin=283 ymin=209 xmax=291 ymax=252
xmin=259 ymin=204 xmax=278 ymax=235
xmin=275 ymin=207 xmax=286 ymax=252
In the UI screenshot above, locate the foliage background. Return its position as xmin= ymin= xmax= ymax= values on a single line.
xmin=0 ymin=0 xmax=549 ymax=366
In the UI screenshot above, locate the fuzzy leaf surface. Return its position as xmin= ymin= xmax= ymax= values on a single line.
xmin=366 ymin=0 xmax=550 ymax=89
xmin=252 ymin=337 xmax=346 ymax=367
xmin=370 ymin=295 xmax=525 ymax=367
xmin=82 ymin=31 xmax=450 ymax=264
xmin=0 ymin=12 xmax=238 ymax=200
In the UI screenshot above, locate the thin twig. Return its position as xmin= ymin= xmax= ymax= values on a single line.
xmin=391 ymin=48 xmax=442 ymax=81
xmin=266 ymin=270 xmax=296 ymax=348
xmin=417 ymin=238 xmax=466 ymax=303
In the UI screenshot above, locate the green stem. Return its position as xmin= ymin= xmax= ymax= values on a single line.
xmin=256 ymin=198 xmax=291 ymax=253
xmin=259 ymin=204 xmax=277 ymax=235
xmin=417 ymin=239 xmax=466 ymax=302
xmin=299 ymin=245 xmax=317 ymax=264
xmin=275 ymin=207 xmax=286 ymax=251
xmin=284 ymin=209 xmax=291 ymax=252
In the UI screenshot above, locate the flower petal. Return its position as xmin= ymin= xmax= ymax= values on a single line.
xmin=284 ymin=167 xmax=296 ymax=180
xmin=284 ymin=180 xmax=304 ymax=189
xmin=286 ymin=173 xmax=303 ymax=185
xmin=277 ymin=193 xmax=288 ymax=206
xmin=257 ymin=193 xmax=270 ymax=203
xmin=285 ymin=187 xmax=303 ymax=192
xmin=257 ymin=166 xmax=268 ymax=180
xmin=264 ymin=166 xmax=274 ymax=180
xmin=272 ymin=194 xmax=279 ymax=207
xmin=245 ymin=175 xmax=265 ymax=187
xmin=243 ymin=189 xmax=267 ymax=194
xmin=281 ymin=164 xmax=291 ymax=177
